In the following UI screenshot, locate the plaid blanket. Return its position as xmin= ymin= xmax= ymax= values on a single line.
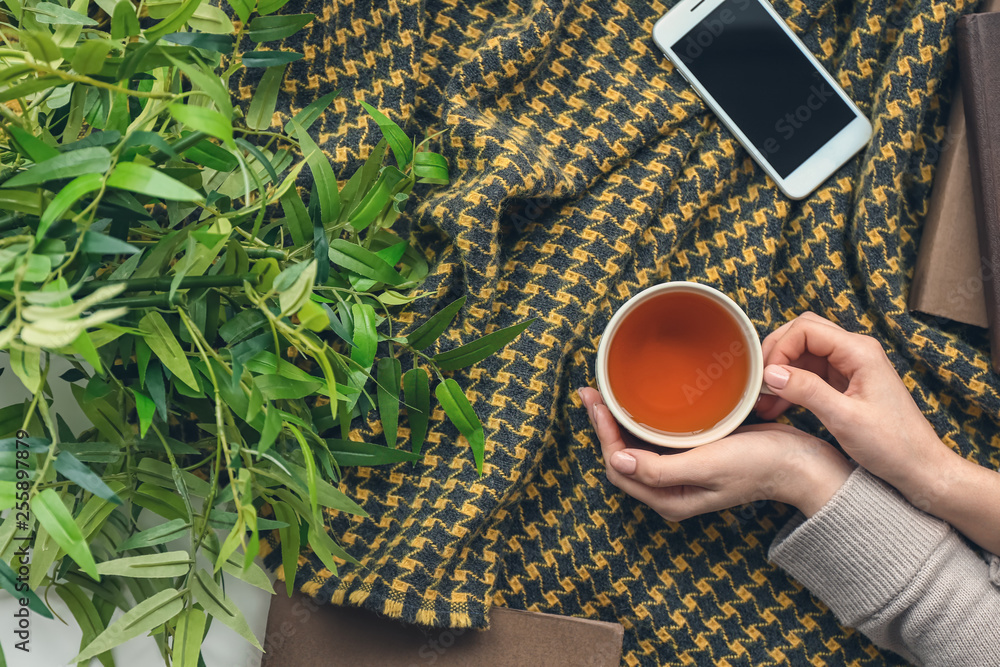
xmin=246 ymin=0 xmax=999 ymax=663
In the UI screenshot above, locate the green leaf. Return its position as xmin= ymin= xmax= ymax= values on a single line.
xmin=279 ymin=188 xmax=311 ymax=247
xmin=172 ymin=607 xmax=207 ymax=667
xmin=406 ymin=295 xmax=466 ymax=351
xmin=328 ymin=238 xmax=404 ymax=286
xmin=63 ymin=83 xmax=86 ymax=142
xmin=162 ymin=31 xmax=232 ymax=54
xmin=138 ymin=311 xmax=198 ymax=389
xmin=247 ymin=13 xmax=315 ymax=42
xmin=271 ymin=501 xmax=299 ymax=597
xmin=291 ymin=119 xmax=340 ymax=223
xmin=224 ymin=0 xmax=252 ymax=22
xmin=360 ymin=102 xmax=413 ymax=168
xmin=59 ymin=442 xmax=121 ymax=464
xmin=2 ymin=146 xmax=110 ymax=188
xmin=258 ymin=0 xmax=291 ymax=15
xmin=282 ymin=90 xmax=338 ymax=135
xmin=111 ymin=0 xmax=140 ymax=39
xmin=235 ymin=138 xmax=279 ymax=185
xmin=200 ymin=539 xmax=273 ymax=592
xmin=0 ymin=559 xmax=52 ymax=619
xmin=277 ymin=259 xmax=316 ymax=316
xmin=183 ymin=137 xmax=239 ymax=171
xmin=56 ymin=583 xmax=113 ymax=667
xmin=118 ymin=519 xmax=190 ymax=551
xmin=433 ymin=319 xmax=535 ymax=371
xmin=242 ymin=50 xmax=302 ymax=68
xmin=435 ymin=378 xmax=486 ymax=475
xmin=169 ymin=103 xmax=234 ymax=149
xmin=6 ymin=125 xmax=59 ymax=162
xmin=55 ymin=451 xmax=123 ymax=504
xmin=376 ymin=357 xmax=402 ymax=447
xmin=258 ymin=405 xmax=282 ymax=454
xmin=37 ymin=173 xmax=102 ymax=239
xmin=134 ymin=390 xmax=156 ymax=437
xmin=71 ymin=39 xmax=114 ymax=75
xmin=95 ymin=551 xmax=192 ymax=578
xmin=30 ymin=1 xmax=96 ymax=24
xmin=253 ymin=375 xmax=321 ymax=401
xmin=144 ymin=0 xmax=201 ymax=41
xmin=81 ymin=231 xmax=139 ymax=255
xmin=10 ymin=344 xmax=42 ymax=394
xmin=28 ymin=526 xmax=58 ymax=590
xmin=188 ymin=2 xmax=231 ymax=33
xmin=0 ymin=77 xmax=64 ymax=104
xmin=403 ymin=368 xmax=430 ymax=454
xmin=270 ymin=462 xmax=368 ymax=517
xmin=74 ymin=588 xmax=184 ymax=662
xmin=0 ymin=190 xmax=42 ymax=216
xmin=22 ymin=31 xmax=62 ymax=62
xmin=413 ymin=150 xmax=450 ymax=185
xmin=350 ymin=303 xmax=378 ymax=369
xmin=346 ymin=165 xmax=408 ymax=231
xmin=135 ymin=458 xmax=211 ymax=497
xmin=167 ymin=56 xmax=232 ymax=118
xmin=192 ymin=569 xmax=263 ymax=650
xmin=327 ymin=438 xmax=420 ymax=466
xmin=309 ymin=522 xmax=358 ymax=571
xmin=245 ymin=64 xmax=285 ymax=131
xmin=106 ymin=162 xmax=203 ymax=201
xmin=206 ymin=509 xmax=286 ymax=532
xmin=32 ymin=488 xmax=100 ymax=580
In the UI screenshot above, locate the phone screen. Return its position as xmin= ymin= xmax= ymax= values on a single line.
xmin=672 ymin=0 xmax=857 ymax=178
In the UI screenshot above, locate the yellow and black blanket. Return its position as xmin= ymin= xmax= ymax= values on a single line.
xmin=249 ymin=0 xmax=999 ymax=664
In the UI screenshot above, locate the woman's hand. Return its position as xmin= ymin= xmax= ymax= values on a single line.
xmin=578 ymin=387 xmax=853 ymax=519
xmin=753 ymin=312 xmax=1000 ymax=556
xmin=754 ymin=312 xmax=945 ymax=497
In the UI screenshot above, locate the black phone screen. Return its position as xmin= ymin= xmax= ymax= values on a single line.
xmin=672 ymin=0 xmax=857 ymax=177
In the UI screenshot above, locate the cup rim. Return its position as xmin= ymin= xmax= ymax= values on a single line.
xmin=595 ymin=282 xmax=763 ymax=448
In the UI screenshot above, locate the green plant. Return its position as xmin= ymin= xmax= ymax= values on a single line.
xmin=0 ymin=0 xmax=532 ymax=663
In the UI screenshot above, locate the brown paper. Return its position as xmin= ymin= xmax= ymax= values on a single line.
xmin=907 ymin=0 xmax=1000 ymax=328
xmin=262 ymin=588 xmax=625 ymax=667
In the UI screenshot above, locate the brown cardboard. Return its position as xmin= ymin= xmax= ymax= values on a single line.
xmin=261 ymin=587 xmax=625 ymax=667
xmin=907 ymin=0 xmax=1000 ymax=328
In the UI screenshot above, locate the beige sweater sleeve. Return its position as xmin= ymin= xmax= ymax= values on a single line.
xmin=768 ymin=467 xmax=1000 ymax=667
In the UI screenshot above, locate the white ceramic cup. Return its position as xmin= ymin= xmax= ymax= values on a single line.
xmin=595 ymin=281 xmax=770 ymax=448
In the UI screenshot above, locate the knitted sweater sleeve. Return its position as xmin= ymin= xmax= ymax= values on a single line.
xmin=768 ymin=467 xmax=1000 ymax=667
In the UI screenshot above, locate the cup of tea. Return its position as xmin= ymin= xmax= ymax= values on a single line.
xmin=595 ymin=282 xmax=770 ymax=448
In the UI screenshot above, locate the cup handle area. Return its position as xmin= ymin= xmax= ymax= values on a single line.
xmin=759 ymin=383 xmax=775 ymax=396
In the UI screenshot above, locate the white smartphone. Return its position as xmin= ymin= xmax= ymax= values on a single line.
xmin=652 ymin=0 xmax=872 ymax=199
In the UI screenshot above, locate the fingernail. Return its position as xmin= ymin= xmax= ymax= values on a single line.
xmin=611 ymin=451 xmax=636 ymax=475
xmin=763 ymin=365 xmax=790 ymax=390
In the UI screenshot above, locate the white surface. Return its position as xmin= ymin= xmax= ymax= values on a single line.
xmin=0 ymin=356 xmax=274 ymax=666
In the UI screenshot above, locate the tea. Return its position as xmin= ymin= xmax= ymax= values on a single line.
xmin=606 ymin=290 xmax=751 ymax=434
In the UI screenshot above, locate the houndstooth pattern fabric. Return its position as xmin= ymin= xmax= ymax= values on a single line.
xmin=240 ymin=0 xmax=1000 ymax=663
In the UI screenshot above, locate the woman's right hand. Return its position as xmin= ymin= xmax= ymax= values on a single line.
xmin=754 ymin=312 xmax=946 ymax=499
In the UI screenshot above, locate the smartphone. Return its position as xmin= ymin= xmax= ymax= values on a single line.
xmin=652 ymin=0 xmax=872 ymax=199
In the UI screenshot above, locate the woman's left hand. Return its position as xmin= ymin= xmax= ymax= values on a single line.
xmin=578 ymin=387 xmax=853 ymax=519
